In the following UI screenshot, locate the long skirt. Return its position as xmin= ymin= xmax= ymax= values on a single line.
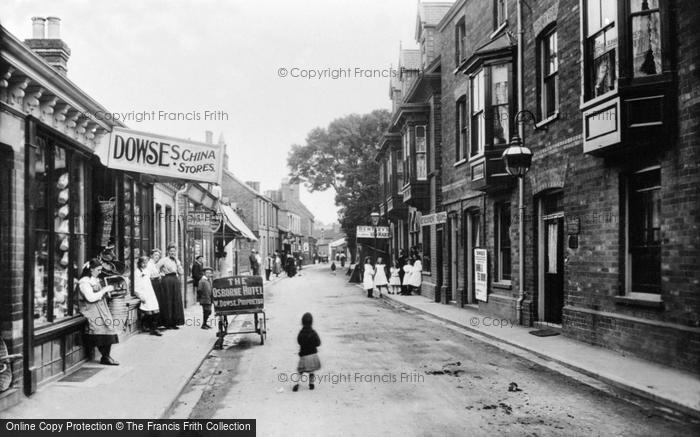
xmin=80 ymin=298 xmax=119 ymax=347
xmin=151 ymin=278 xmax=167 ymax=326
xmin=159 ymin=275 xmax=185 ymax=326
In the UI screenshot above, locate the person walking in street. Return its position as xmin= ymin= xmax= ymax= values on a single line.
xmin=330 ymin=261 xmax=336 ymax=275
xmin=264 ymin=254 xmax=273 ymax=281
xmin=78 ymin=258 xmax=119 ymax=365
xmin=197 ymin=266 xmax=214 ymax=329
xmin=374 ymin=257 xmax=389 ymax=297
xmin=134 ymin=256 xmax=161 ymax=336
xmin=156 ymin=244 xmax=185 ymax=329
xmin=274 ymin=252 xmax=282 ymax=278
xmin=255 ymin=251 xmax=263 ymax=275
xmin=340 ymin=253 xmax=346 ymax=268
xmin=191 ymin=255 xmax=204 ymax=298
xmin=286 ymin=253 xmax=297 ymax=277
xmin=249 ymin=249 xmax=260 ymax=276
xmin=389 ymin=260 xmax=402 ymax=295
xmin=292 ymin=312 xmax=321 ymax=392
xmin=362 ymin=257 xmax=375 ymax=298
xmin=147 ymin=249 xmax=165 ymax=327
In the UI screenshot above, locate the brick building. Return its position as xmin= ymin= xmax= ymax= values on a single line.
xmin=384 ymin=0 xmax=700 ymax=373
xmin=266 ymin=179 xmax=315 ymax=263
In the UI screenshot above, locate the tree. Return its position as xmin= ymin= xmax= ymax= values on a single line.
xmin=288 ymin=109 xmax=391 ymax=261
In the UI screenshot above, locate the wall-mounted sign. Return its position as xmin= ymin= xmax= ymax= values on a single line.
xmin=474 ymin=248 xmax=488 ymax=302
xmin=356 ymin=225 xmax=390 ymax=239
xmin=420 ymin=212 xmax=447 ymax=226
xmin=566 ymin=216 xmax=580 ymax=235
xmin=375 ymin=226 xmax=390 ymax=239
xmin=187 ymin=210 xmax=219 ymax=228
xmin=105 ymin=127 xmax=223 ymax=183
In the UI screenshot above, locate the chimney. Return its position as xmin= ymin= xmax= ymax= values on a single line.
xmin=205 ymin=130 xmax=213 ymax=144
xmin=25 ymin=17 xmax=71 ymax=75
xmin=218 ymin=134 xmax=229 ymax=170
xmin=245 ymin=181 xmax=261 ymax=192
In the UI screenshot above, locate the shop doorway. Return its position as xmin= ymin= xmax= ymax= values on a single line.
xmin=538 ymin=192 xmax=564 ymax=324
xmin=464 ymin=209 xmax=480 ymax=304
xmin=449 ymin=215 xmax=459 ymax=304
xmin=436 ymin=228 xmax=443 ymax=303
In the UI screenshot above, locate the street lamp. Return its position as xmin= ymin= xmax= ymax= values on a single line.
xmin=370 ymin=210 xmax=380 ymax=263
xmin=502 ymin=133 xmax=533 ymax=326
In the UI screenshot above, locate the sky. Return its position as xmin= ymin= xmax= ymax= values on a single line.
xmin=0 ymin=0 xmax=434 ymax=224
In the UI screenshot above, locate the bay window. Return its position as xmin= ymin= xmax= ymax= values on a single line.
xmin=470 ymin=69 xmax=485 ymax=157
xmin=402 ymin=129 xmax=411 ymax=183
xmin=456 ymin=97 xmax=467 ymax=161
xmin=402 ymin=125 xmax=428 ymax=183
xmin=584 ymin=0 xmax=617 ymax=100
xmin=415 ymin=126 xmax=427 ymax=180
xmin=630 ymin=0 xmax=662 ymax=77
xmin=491 ymin=64 xmax=510 ymax=144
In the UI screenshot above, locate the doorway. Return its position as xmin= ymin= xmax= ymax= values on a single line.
xmin=449 ymin=215 xmax=459 ymax=304
xmin=436 ymin=228 xmax=443 ymax=303
xmin=464 ymin=209 xmax=481 ymax=304
xmin=538 ymin=192 xmax=564 ymax=324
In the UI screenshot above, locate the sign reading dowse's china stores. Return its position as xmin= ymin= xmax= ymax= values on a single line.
xmin=106 ymin=127 xmax=223 ymax=183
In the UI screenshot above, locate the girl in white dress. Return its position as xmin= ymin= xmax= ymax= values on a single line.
xmin=373 ymin=257 xmax=389 ymax=297
xmin=406 ymin=255 xmax=423 ymax=294
xmin=389 ymin=260 xmax=402 ymax=294
xmin=362 ymin=257 xmax=375 ymax=298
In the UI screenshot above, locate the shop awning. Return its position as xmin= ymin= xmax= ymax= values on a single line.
xmin=219 ymin=204 xmax=258 ymax=241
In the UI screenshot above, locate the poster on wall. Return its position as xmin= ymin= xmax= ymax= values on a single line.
xmin=474 ymin=248 xmax=488 ymax=302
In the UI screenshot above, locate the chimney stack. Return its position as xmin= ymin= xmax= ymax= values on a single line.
xmin=245 ymin=181 xmax=261 ymax=192
xmin=25 ymin=17 xmax=71 ymax=75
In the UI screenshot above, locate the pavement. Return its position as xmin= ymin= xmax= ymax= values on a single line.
xmin=380 ymin=291 xmax=700 ymax=420
xmin=0 ymin=274 xmax=285 ymax=420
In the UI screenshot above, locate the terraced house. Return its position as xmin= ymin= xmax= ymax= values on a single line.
xmin=381 ymin=0 xmax=700 ymax=373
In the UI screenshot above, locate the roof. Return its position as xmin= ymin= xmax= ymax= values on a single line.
xmin=415 ymin=2 xmax=454 ymax=40
xmin=220 ymin=203 xmax=258 ymax=241
xmin=399 ymin=49 xmax=421 ymax=71
xmin=222 ymin=169 xmax=274 ymax=203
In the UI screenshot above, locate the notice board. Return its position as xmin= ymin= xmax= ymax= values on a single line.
xmin=212 ymin=275 xmax=264 ymax=314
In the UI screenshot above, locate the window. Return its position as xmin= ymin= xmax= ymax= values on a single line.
xmin=539 ymin=28 xmax=559 ymax=119
xmin=630 ymin=0 xmax=662 ymax=77
xmin=31 ymin=135 xmax=89 ymax=326
xmin=495 ymin=202 xmax=511 ymax=282
xmin=402 ymin=129 xmax=411 ymax=182
xmin=584 ymin=0 xmax=617 ymax=100
xmin=491 ymin=64 xmax=510 ymax=144
xmin=470 ymin=69 xmax=485 ymax=157
xmin=494 ymin=0 xmax=507 ymax=29
xmin=625 ymin=167 xmax=661 ymax=294
xmin=395 ymin=148 xmax=404 ymax=189
xmin=455 ymin=19 xmax=466 ymax=65
xmin=165 ymin=205 xmax=173 ymax=245
xmin=415 ymin=125 xmax=427 ymax=180
xmin=456 ymin=97 xmax=467 ymax=161
xmin=422 ymin=226 xmax=431 ymax=273
xmin=155 ymin=204 xmax=162 ymax=249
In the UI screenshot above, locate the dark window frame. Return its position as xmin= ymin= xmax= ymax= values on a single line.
xmin=537 ymin=25 xmax=559 ymax=120
xmin=456 ymin=96 xmax=468 ymax=161
xmin=494 ymin=201 xmax=512 ymax=283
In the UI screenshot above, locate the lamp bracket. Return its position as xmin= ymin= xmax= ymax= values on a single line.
xmin=513 ymin=110 xmax=547 ymax=132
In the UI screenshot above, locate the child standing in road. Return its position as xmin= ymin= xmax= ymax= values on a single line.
xmin=330 ymin=261 xmax=337 ymax=275
xmin=293 ymin=312 xmax=321 ymax=392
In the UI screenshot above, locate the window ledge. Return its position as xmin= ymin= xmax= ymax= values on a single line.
xmin=492 ymin=281 xmax=512 ymax=290
xmin=490 ymin=21 xmax=508 ymax=40
xmin=453 ymin=158 xmax=468 ymax=168
xmin=468 ymin=153 xmax=485 ymax=163
xmin=580 ymin=89 xmax=618 ymax=112
xmin=614 ymin=295 xmax=663 ymax=309
xmin=536 ymin=113 xmax=559 ymax=129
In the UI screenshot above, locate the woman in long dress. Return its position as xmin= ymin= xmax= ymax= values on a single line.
xmin=146 ymin=249 xmax=165 ymax=328
xmin=362 ymin=257 xmax=375 ymax=298
xmin=78 ymin=258 xmax=119 ymax=365
xmin=373 ymin=257 xmax=389 ymax=297
xmin=155 ymin=244 xmax=185 ymax=329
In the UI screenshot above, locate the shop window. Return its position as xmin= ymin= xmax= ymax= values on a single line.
xmin=584 ymin=0 xmax=617 ymax=100
xmin=422 ymin=226 xmax=431 ymax=273
xmin=625 ymin=167 xmax=661 ymax=295
xmin=31 ymin=135 xmax=87 ymax=326
xmin=456 ymin=96 xmax=467 ymax=161
xmin=538 ymin=27 xmax=559 ymax=119
xmin=630 ymin=0 xmax=662 ymax=77
xmin=495 ymin=201 xmax=511 ymax=282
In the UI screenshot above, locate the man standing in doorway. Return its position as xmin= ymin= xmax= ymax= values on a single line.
xmin=191 ymin=255 xmax=204 ymax=297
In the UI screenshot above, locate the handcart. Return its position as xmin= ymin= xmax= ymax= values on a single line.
xmin=212 ymin=275 xmax=267 ymax=349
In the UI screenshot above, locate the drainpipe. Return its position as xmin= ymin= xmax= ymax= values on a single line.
xmin=516 ymin=0 xmax=525 ymax=326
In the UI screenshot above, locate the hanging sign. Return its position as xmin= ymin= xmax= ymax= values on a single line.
xmin=105 ymin=127 xmax=223 ymax=183
xmin=474 ymin=248 xmax=488 ymax=302
xmin=420 ymin=212 xmax=447 ymax=226
xmin=356 ymin=226 xmax=374 ymax=238
xmin=375 ymin=226 xmax=390 ymax=239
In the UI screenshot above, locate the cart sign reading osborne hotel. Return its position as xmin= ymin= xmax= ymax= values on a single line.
xmin=105 ymin=127 xmax=224 ymax=183
xmin=212 ymin=276 xmax=264 ymax=312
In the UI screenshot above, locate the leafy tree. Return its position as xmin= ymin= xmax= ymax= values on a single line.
xmin=288 ymin=109 xmax=391 ymax=261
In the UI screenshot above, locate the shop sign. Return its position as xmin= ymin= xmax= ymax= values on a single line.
xmin=474 ymin=248 xmax=488 ymax=302
xmin=212 ymin=275 xmax=264 ymax=312
xmin=105 ymin=127 xmax=223 ymax=183
xmin=187 ymin=210 xmax=217 ymax=228
xmin=356 ymin=226 xmax=374 ymax=238
xmin=375 ymin=226 xmax=390 ymax=238
xmin=420 ymin=212 xmax=447 ymax=226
